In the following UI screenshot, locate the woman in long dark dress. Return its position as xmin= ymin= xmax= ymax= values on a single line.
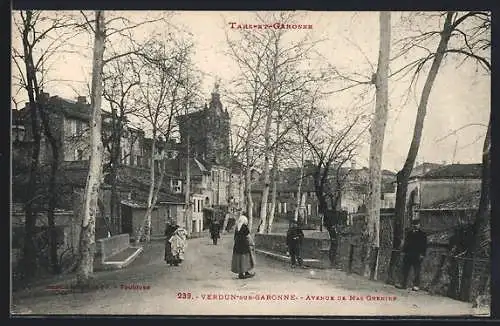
xmin=231 ymin=215 xmax=255 ymax=279
xmin=164 ymin=220 xmax=179 ymax=265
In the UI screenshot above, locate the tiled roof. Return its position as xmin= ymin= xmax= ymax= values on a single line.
xmin=419 ymin=163 xmax=482 ymax=179
xmin=420 ymin=190 xmax=481 ymax=210
xmin=410 ymin=162 xmax=443 ymax=178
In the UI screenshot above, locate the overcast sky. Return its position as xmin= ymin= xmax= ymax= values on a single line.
xmin=11 ymin=11 xmax=490 ymax=172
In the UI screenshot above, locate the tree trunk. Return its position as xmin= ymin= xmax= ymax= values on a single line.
xmin=109 ymin=111 xmax=122 ymax=235
xmin=364 ymin=11 xmax=390 ymax=281
xmin=77 ymin=10 xmax=106 ymax=286
xmin=266 ymin=118 xmax=281 ymax=233
xmin=136 ymin=136 xmax=156 ymax=244
xmin=239 ymin=170 xmax=245 ymax=210
xmin=184 ymin=134 xmax=191 ymax=234
xmin=245 ymin=144 xmax=254 ymax=231
xmin=224 ymin=163 xmax=233 ymax=234
xmin=21 ymin=10 xmax=41 ymax=279
xmin=266 ymin=154 xmax=279 ymax=233
xmin=387 ymin=12 xmax=454 ymax=283
xmin=39 ymin=103 xmax=62 ymax=274
xmin=258 ymin=112 xmax=273 ymax=234
xmin=461 ymin=120 xmax=490 ymax=302
xmin=294 ymin=139 xmax=305 ymax=223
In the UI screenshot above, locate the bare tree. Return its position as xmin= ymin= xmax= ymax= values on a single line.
xmin=132 ymin=37 xmax=198 ymax=243
xmin=225 ymin=12 xmax=327 ymax=233
xmin=364 ymin=11 xmax=391 ymax=281
xmin=295 ymin=104 xmax=368 ymax=236
xmin=12 ymin=10 xmax=85 ymax=278
xmin=224 ymin=24 xmax=270 ymax=231
xmin=76 ymin=10 xmax=106 ymax=286
xmin=102 ymin=52 xmax=141 ymax=235
xmin=387 ymin=11 xmax=491 ymax=284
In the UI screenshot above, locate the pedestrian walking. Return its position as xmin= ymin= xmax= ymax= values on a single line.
xmin=231 ymin=214 xmax=256 ymax=279
xmin=286 ymin=220 xmax=304 ymax=268
xmin=164 ymin=219 xmax=179 ymax=265
xmin=397 ymin=219 xmax=428 ymax=291
xmin=327 ymin=224 xmax=338 ymax=267
xmin=210 ymin=219 xmax=221 ymax=245
xmin=169 ymin=227 xmax=188 ymax=266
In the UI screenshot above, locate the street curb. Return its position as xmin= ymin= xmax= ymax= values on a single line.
xmin=101 ymin=246 xmax=144 ymax=270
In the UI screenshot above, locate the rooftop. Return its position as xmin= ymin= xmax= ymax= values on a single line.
xmin=417 ymin=163 xmax=482 ymax=180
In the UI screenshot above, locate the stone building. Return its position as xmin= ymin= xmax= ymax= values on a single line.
xmin=174 ymin=85 xmax=235 ymax=223
xmin=406 ymin=163 xmax=482 ymax=223
xmin=12 ymin=93 xmax=146 ymax=167
xmin=176 ymin=83 xmax=230 ymax=167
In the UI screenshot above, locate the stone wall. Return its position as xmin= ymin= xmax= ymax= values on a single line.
xmin=255 ymin=215 xmax=490 ymax=303
xmin=11 ymin=205 xmax=79 ymax=271
xmin=254 ymin=233 xmax=330 ymax=260
xmin=96 ymin=233 xmax=130 ymax=263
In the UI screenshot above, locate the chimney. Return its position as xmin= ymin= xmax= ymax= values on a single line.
xmin=40 ymin=92 xmax=50 ymax=102
xmin=77 ymin=96 xmax=87 ymax=104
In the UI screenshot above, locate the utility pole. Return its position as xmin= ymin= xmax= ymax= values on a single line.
xmin=452 ymin=136 xmax=458 ymax=163
xmin=184 ymin=123 xmax=191 ymax=235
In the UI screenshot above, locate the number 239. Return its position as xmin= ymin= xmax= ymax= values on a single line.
xmin=177 ymin=292 xmax=192 ymax=299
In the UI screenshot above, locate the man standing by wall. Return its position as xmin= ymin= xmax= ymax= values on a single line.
xmin=397 ymin=219 xmax=428 ymax=291
xmin=286 ymin=220 xmax=305 ymax=268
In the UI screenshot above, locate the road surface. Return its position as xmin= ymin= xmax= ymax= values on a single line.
xmin=11 ymin=233 xmax=486 ymax=316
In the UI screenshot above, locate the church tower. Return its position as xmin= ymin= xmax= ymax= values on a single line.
xmin=176 ymin=81 xmax=230 ymax=167
xmin=205 ymin=81 xmax=230 ymax=166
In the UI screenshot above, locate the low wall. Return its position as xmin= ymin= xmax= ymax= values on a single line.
xmin=96 ymin=234 xmax=130 ymax=263
xmin=254 ymin=233 xmax=330 ymax=260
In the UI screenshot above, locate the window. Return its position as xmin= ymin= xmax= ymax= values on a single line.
xmin=74 ymin=149 xmax=84 ymax=160
xmin=136 ymin=156 xmax=141 ymax=166
xmin=76 ymin=121 xmax=83 ymax=135
xmin=171 ymin=180 xmax=182 ymax=194
xmin=69 ymin=120 xmax=77 ymax=136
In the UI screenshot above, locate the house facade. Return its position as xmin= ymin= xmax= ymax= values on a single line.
xmin=406 ymin=163 xmax=482 ymax=224
xmin=13 ymin=93 xmax=147 ymax=168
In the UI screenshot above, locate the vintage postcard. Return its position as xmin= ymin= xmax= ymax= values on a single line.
xmin=10 ymin=10 xmax=491 ymax=317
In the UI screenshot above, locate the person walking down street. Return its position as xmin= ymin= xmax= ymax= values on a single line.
xmin=397 ymin=219 xmax=428 ymax=291
xmin=210 ymin=220 xmax=221 ymax=245
xmin=169 ymin=227 xmax=188 ymax=266
xmin=164 ymin=219 xmax=179 ymax=265
xmin=231 ymin=214 xmax=256 ymax=279
xmin=286 ymin=220 xmax=304 ymax=268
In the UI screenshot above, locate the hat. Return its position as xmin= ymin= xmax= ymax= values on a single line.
xmin=411 ymin=219 xmax=421 ymax=225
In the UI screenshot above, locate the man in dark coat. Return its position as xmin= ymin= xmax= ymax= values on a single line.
xmin=327 ymin=225 xmax=338 ymax=267
xmin=397 ymin=219 xmax=428 ymax=291
xmin=286 ymin=220 xmax=305 ymax=268
xmin=210 ymin=220 xmax=221 ymax=245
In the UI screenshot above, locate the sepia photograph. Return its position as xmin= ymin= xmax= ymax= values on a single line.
xmin=10 ymin=10 xmax=491 ymax=317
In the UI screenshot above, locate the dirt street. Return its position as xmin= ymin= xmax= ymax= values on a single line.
xmin=11 ymin=233 xmax=486 ymax=316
